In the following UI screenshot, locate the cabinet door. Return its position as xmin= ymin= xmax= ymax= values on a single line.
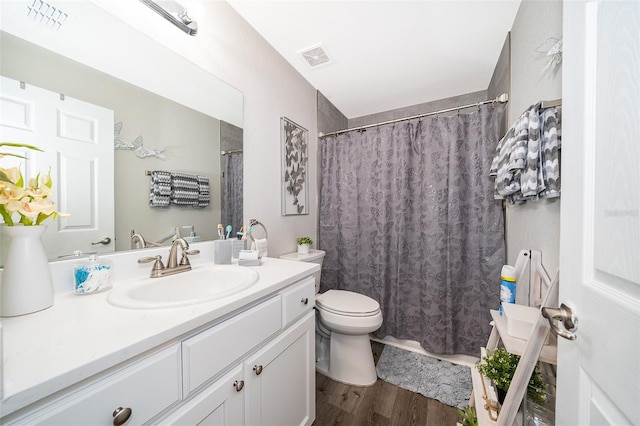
xmin=161 ymin=365 xmax=244 ymax=426
xmin=182 ymin=295 xmax=281 ymax=396
xmin=244 ymin=312 xmax=315 ymax=426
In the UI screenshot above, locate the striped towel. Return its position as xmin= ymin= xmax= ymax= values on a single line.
xmin=490 ymin=103 xmax=561 ymax=203
xmin=171 ymin=173 xmax=199 ymax=206
xmin=197 ymin=176 xmax=210 ymax=207
xmin=149 ymin=170 xmax=171 ymax=207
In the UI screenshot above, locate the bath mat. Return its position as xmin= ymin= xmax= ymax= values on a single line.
xmin=375 ymin=345 xmax=472 ymax=408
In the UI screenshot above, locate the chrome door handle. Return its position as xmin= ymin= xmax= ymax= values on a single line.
xmin=542 ymin=303 xmax=578 ymax=340
xmin=92 ymin=237 xmax=112 ymax=245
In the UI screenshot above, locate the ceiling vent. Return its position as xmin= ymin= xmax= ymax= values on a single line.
xmin=26 ymin=0 xmax=69 ymax=30
xmin=299 ymin=43 xmax=332 ymax=68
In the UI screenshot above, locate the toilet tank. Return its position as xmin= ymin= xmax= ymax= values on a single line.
xmin=279 ymin=249 xmax=325 ymax=292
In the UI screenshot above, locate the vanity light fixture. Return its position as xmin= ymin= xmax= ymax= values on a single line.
xmin=26 ymin=0 xmax=69 ymax=30
xmin=139 ymin=0 xmax=198 ymax=36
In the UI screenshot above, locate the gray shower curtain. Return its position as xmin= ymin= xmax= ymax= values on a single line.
xmin=319 ymin=104 xmax=505 ymax=356
xmin=221 ymin=153 xmax=243 ymax=231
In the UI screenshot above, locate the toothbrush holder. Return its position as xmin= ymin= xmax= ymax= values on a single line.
xmin=213 ymin=240 xmax=233 ymax=264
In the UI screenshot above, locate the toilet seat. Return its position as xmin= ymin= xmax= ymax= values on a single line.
xmin=316 ymin=290 xmax=380 ymax=317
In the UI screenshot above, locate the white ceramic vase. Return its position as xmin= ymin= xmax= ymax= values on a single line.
xmin=297 ymin=244 xmax=310 ymax=255
xmin=1 ymin=225 xmax=54 ymax=317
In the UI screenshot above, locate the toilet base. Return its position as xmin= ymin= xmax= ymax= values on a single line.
xmin=316 ymin=331 xmax=377 ymax=387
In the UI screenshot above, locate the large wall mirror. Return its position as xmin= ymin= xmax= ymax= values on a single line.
xmin=0 ymin=1 xmax=243 ymax=264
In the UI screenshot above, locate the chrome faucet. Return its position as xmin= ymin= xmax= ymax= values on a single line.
xmin=131 ymin=229 xmax=147 ymax=249
xmin=138 ymin=237 xmax=200 ymax=278
xmin=167 ymin=238 xmax=189 ymax=268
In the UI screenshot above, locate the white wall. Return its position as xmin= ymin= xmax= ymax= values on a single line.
xmin=190 ymin=2 xmax=319 ymax=257
xmin=508 ymin=0 xmax=563 ymax=302
xmin=96 ymin=0 xmax=320 ymax=258
xmin=204 ymin=2 xmax=319 ymax=257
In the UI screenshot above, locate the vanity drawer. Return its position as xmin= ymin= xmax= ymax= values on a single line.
xmin=182 ymin=295 xmax=281 ymax=396
xmin=13 ymin=345 xmax=181 ymax=425
xmin=282 ymin=276 xmax=315 ymax=327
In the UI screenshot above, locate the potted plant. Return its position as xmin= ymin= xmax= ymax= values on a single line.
xmin=1 ymin=142 xmax=69 ymax=317
xmin=476 ymin=348 xmax=547 ymax=405
xmin=456 ymin=406 xmax=478 ymax=426
xmin=296 ymin=236 xmax=313 ymax=254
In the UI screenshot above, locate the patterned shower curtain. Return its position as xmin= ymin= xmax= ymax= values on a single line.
xmin=221 ymin=153 xmax=243 ymax=232
xmin=319 ymin=104 xmax=505 ymax=356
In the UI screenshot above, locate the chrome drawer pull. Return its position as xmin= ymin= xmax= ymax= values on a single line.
xmin=112 ymin=407 xmax=132 ymax=426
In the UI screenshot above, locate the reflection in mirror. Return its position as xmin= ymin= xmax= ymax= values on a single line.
xmin=220 ymin=122 xmax=244 ymax=233
xmin=0 ymin=24 xmax=243 ymax=264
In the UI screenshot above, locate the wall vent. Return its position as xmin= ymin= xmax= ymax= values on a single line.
xmin=26 ymin=0 xmax=69 ymax=30
xmin=299 ymin=43 xmax=332 ymax=68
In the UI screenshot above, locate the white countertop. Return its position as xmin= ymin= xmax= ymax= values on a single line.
xmin=0 ymin=249 xmax=318 ymax=417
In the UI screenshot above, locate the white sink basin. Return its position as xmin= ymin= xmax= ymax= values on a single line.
xmin=107 ymin=264 xmax=260 ymax=309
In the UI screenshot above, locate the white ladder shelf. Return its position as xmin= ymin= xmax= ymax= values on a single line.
xmin=470 ymin=250 xmax=559 ymax=426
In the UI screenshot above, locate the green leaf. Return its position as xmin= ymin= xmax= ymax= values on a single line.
xmin=35 ymin=212 xmax=53 ymax=225
xmin=0 ymin=152 xmax=28 ymax=159
xmin=0 ymin=205 xmax=14 ymax=226
xmin=0 ymin=142 xmax=43 ymax=152
xmin=0 ymin=170 xmax=13 ymax=184
xmin=18 ymin=213 xmax=33 ymax=226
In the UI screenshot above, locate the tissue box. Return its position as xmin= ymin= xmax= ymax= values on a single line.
xmin=502 ymin=303 xmax=550 ymax=344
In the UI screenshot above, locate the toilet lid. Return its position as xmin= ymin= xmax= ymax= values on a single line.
xmin=316 ymin=290 xmax=381 ymax=316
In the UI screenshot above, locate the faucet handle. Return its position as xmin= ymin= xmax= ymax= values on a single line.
xmin=138 ymin=255 xmax=165 ymax=277
xmin=179 ymin=249 xmax=200 ymax=266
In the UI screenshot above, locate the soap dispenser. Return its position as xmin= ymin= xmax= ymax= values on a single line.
xmin=73 ymin=254 xmax=113 ymax=295
xmin=182 ymin=225 xmax=201 ymax=244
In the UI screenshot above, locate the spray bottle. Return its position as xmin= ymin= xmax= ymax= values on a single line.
xmin=499 ymin=265 xmax=516 ymax=315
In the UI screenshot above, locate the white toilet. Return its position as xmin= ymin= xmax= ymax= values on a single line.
xmin=280 ymin=249 xmax=383 ymax=386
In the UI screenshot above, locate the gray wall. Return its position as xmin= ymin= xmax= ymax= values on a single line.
xmin=507 ymin=0 xmax=563 ymax=304
xmin=317 ymin=91 xmax=348 ymax=135
xmin=488 ymin=33 xmax=512 ymax=139
xmin=348 ymin=90 xmax=488 ymax=128
xmin=220 ymin=122 xmax=243 ymax=152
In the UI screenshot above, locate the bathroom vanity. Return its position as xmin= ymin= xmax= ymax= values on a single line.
xmin=0 ymin=247 xmax=318 ymax=425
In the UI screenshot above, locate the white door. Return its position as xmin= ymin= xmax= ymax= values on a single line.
xmin=557 ymin=1 xmax=640 ymax=425
xmin=0 ymin=76 xmax=114 ymax=260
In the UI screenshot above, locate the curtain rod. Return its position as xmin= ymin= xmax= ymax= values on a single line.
xmin=541 ymin=98 xmax=562 ymax=108
xmin=318 ymin=93 xmax=509 ymax=138
xmin=221 ymin=149 xmax=243 ymax=155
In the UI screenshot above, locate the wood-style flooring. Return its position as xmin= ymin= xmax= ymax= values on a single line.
xmin=313 ymin=342 xmax=460 ymax=426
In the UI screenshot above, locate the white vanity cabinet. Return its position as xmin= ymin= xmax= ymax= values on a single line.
xmin=169 ymin=276 xmax=316 ymax=426
xmin=1 ymin=273 xmax=317 ymax=426
xmin=181 ymin=295 xmax=282 ymax=397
